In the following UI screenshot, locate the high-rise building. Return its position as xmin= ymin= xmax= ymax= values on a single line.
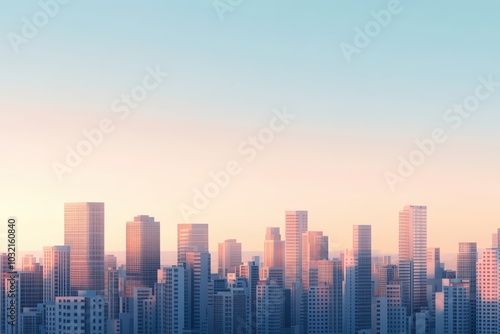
xmin=285 ymin=210 xmax=308 ymax=289
xmin=427 ymin=248 xmax=441 ymax=281
xmin=4 ymin=271 xmax=43 ymax=334
xmin=372 ymin=283 xmax=409 ymax=334
xmin=177 ymin=224 xmax=209 ymax=264
xmin=18 ymin=304 xmax=45 ymax=334
xmin=264 ymin=227 xmax=285 ymax=268
xmin=240 ymin=260 xmax=259 ymax=334
xmin=213 ymin=285 xmax=250 ymax=334
xmin=476 ymin=248 xmax=500 ymax=334
xmin=125 ymin=215 xmax=160 ymax=297
xmin=457 ymin=242 xmax=477 ymax=334
xmin=47 ymin=291 xmax=105 ymax=334
xmin=105 ymin=269 xmax=120 ymax=320
xmin=435 ymin=279 xmax=471 ymax=334
xmin=377 ymin=264 xmax=397 ymax=297
xmin=353 ymin=225 xmax=372 ymax=333
xmin=157 ymin=266 xmax=185 ymax=334
xmin=218 ymin=239 xmax=242 ymax=278
xmin=185 ymin=252 xmax=213 ymax=334
xmin=260 ymin=267 xmax=285 ymax=289
xmin=343 ymin=249 xmax=356 ymax=334
xmin=317 ymin=259 xmax=343 ymax=334
xmin=64 ymin=202 xmax=105 ymax=295
xmin=256 ymin=280 xmax=284 ymax=334
xmin=307 ymin=283 xmax=331 ymax=334
xmin=399 ymin=205 xmax=427 ymax=314
xmin=132 ymin=288 xmax=156 ymax=334
xmin=301 ymin=231 xmax=328 ymax=292
xmin=43 ymin=245 xmax=71 ymax=303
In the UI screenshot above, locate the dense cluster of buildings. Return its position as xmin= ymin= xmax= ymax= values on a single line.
xmin=1 ymin=203 xmax=499 ymax=333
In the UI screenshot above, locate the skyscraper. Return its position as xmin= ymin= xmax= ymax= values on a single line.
xmin=218 ymin=239 xmax=242 ymax=278
xmin=43 ymin=245 xmax=71 ymax=303
xmin=185 ymin=251 xmax=213 ymax=334
xmin=353 ymin=225 xmax=372 ymax=333
xmin=177 ymin=224 xmax=209 ymax=264
xmin=457 ymin=242 xmax=477 ymax=334
xmin=435 ymin=279 xmax=471 ymax=334
xmin=399 ymin=205 xmax=427 ymax=314
xmin=301 ymin=231 xmax=328 ymax=291
xmin=126 ymin=215 xmax=161 ymax=297
xmin=64 ymin=202 xmax=105 ymax=295
xmin=240 ymin=260 xmax=260 ymax=334
xmin=285 ymin=210 xmax=308 ymax=289
xmin=264 ymin=227 xmax=285 ymax=268
xmin=157 ymin=266 xmax=186 ymax=334
xmin=476 ymin=248 xmax=500 ymax=333
xmin=256 ymin=280 xmax=284 ymax=334
xmin=317 ymin=259 xmax=343 ymax=334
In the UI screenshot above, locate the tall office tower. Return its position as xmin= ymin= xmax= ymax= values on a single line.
xmin=256 ymin=280 xmax=284 ymax=334
xmin=177 ymin=224 xmax=209 ymax=264
xmin=426 ymin=247 xmax=441 ymax=332
xmin=354 ymin=225 xmax=372 ymax=333
xmin=476 ymin=248 xmax=500 ymax=334
xmin=157 ymin=266 xmax=185 ymax=334
xmin=260 ymin=267 xmax=285 ymax=289
xmin=4 ymin=271 xmax=43 ymax=334
xmin=457 ymin=242 xmax=477 ymax=334
xmin=240 ymin=260 xmax=260 ymax=334
xmin=105 ymin=254 xmax=117 ymax=270
xmin=131 ymin=288 xmax=156 ymax=334
xmin=264 ymin=227 xmax=285 ymax=268
xmin=185 ymin=252 xmax=213 ymax=334
xmin=105 ymin=269 xmax=120 ymax=320
xmin=399 ymin=205 xmax=427 ymax=314
xmin=213 ymin=285 xmax=250 ymax=334
xmin=46 ymin=291 xmax=105 ymax=334
xmin=317 ymin=259 xmax=343 ymax=334
xmin=301 ymin=231 xmax=328 ymax=291
xmin=435 ymin=279 xmax=471 ymax=334
xmin=343 ymin=249 xmax=356 ymax=334
xmin=43 ymin=245 xmax=71 ymax=303
xmin=285 ymin=210 xmax=308 ymax=289
xmin=125 ymin=215 xmax=160 ymax=297
xmin=218 ymin=239 xmax=242 ymax=278
xmin=377 ymin=264 xmax=397 ymax=297
xmin=64 ymin=202 xmax=105 ymax=295
xmin=427 ymin=248 xmax=441 ymax=281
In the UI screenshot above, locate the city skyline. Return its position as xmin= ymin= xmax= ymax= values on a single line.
xmin=4 ymin=203 xmax=500 ymax=333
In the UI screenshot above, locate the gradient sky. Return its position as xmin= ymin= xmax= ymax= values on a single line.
xmin=1 ymin=1 xmax=499 ymax=258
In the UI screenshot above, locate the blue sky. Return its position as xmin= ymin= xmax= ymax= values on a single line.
xmin=1 ymin=1 xmax=499 ymax=255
